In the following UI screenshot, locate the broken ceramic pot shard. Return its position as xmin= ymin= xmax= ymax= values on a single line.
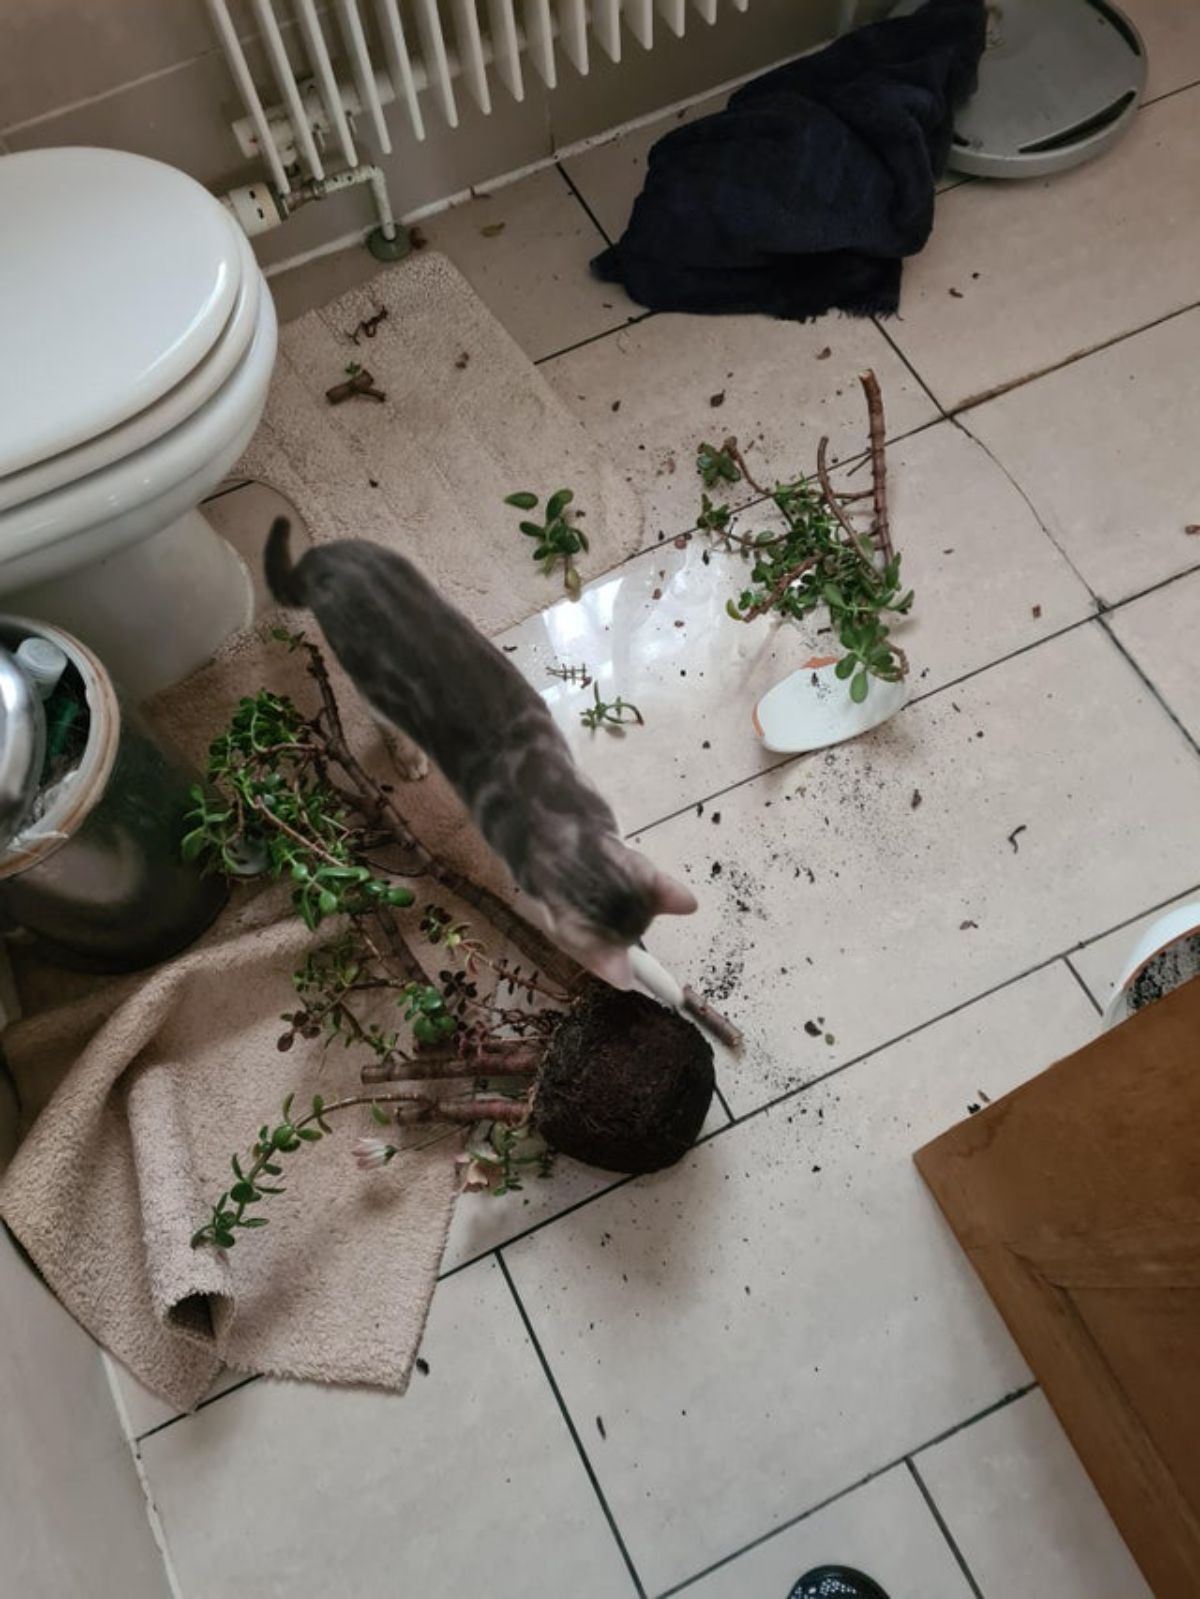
xmin=753 ymin=655 xmax=909 ymax=755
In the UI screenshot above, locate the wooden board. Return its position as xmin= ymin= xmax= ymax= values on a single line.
xmin=915 ymin=975 xmax=1200 ymax=1599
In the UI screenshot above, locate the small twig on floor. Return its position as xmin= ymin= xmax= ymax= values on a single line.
xmin=682 ymin=987 xmax=744 ymax=1050
xmin=325 ymin=366 xmax=387 ymax=405
xmin=348 ymin=306 xmax=388 ymax=343
xmin=859 ymin=370 xmax=894 ymax=564
xmin=723 ymin=436 xmax=772 ymax=499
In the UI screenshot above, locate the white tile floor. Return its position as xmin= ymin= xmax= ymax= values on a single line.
xmin=115 ymin=18 xmax=1200 ymax=1595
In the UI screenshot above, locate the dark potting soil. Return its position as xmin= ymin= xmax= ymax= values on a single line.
xmin=534 ymin=987 xmax=714 ymax=1175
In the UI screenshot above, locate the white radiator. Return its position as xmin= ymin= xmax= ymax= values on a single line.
xmin=207 ymin=0 xmax=752 ymax=198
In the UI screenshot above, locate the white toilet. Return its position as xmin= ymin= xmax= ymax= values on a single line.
xmin=0 ymin=146 xmax=277 ymax=698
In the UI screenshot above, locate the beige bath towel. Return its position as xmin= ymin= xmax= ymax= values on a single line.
xmin=238 ymin=250 xmax=643 ymax=636
xmin=0 ymin=626 xmax=519 ymax=1410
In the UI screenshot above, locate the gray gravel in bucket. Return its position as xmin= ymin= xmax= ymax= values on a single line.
xmin=1128 ymin=933 xmax=1200 ymax=1014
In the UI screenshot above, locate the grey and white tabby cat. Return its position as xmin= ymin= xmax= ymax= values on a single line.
xmin=265 ymin=519 xmax=696 ymax=987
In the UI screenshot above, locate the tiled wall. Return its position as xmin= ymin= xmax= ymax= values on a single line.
xmin=1 ymin=0 xmax=853 ymax=268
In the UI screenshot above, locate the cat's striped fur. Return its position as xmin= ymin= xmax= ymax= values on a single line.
xmin=265 ymin=519 xmax=695 ymax=986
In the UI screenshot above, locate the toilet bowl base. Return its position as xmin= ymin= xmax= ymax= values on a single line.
xmin=5 ymin=507 xmax=254 ymax=699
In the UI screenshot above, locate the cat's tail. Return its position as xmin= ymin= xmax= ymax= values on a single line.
xmin=264 ymin=517 xmax=308 ymax=608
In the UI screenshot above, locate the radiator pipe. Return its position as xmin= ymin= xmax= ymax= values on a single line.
xmin=220 ymin=163 xmax=409 ymax=260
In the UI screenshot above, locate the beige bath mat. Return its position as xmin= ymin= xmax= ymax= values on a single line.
xmin=0 ymin=624 xmax=514 ymax=1410
xmin=0 ymin=250 xmax=638 ymax=1410
xmin=238 ymin=250 xmax=643 ymax=635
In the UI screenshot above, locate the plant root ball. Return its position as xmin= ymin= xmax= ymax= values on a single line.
xmin=533 ymin=987 xmax=714 ymax=1174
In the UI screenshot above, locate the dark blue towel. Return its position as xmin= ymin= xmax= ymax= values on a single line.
xmin=592 ymin=0 xmax=985 ymax=321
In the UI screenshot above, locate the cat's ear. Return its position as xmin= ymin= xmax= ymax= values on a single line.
xmin=617 ymin=843 xmax=699 ymax=918
xmin=652 ymin=870 xmax=698 ymax=917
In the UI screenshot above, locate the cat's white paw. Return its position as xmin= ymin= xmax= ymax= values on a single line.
xmin=397 ymin=746 xmax=430 ymax=782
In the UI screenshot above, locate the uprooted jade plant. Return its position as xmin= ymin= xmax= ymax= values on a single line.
xmin=185 ymin=630 xmax=733 ymax=1253
xmin=695 ymin=370 xmax=914 ymax=704
xmin=505 ymin=374 xmax=913 ymax=704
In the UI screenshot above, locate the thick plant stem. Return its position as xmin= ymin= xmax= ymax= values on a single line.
xmin=361 ymin=1041 xmax=544 ymax=1083
xmin=393 ymin=1094 xmax=529 ymax=1126
xmin=815 ymin=437 xmax=878 ymax=569
xmin=859 ymin=369 xmax=893 ymax=564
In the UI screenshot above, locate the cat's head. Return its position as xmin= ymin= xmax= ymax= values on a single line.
xmin=537 ymin=834 xmax=698 ymax=989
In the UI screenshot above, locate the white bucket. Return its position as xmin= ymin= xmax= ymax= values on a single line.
xmin=1101 ymin=901 xmax=1200 ymax=1030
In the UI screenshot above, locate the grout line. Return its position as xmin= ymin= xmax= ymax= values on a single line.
xmin=660 ymin=1383 xmax=1036 ymax=1596
xmin=909 ymin=1381 xmax=1039 ymax=1459
xmin=1097 ymin=555 xmax=1200 ymax=611
xmin=1063 ymin=955 xmax=1104 ymax=1017
xmin=556 ymin=159 xmax=616 ymax=250
xmin=0 ymin=49 xmax=223 ymax=137
xmin=948 ymin=413 xmax=1098 ymax=599
xmin=496 ymin=1253 xmax=647 ymax=1598
xmin=906 ymin=1458 xmax=985 ymax=1599
xmin=102 ymin=1355 xmax=187 ymax=1598
xmin=134 ymin=1374 xmax=260 ymax=1444
xmin=1097 ymin=614 xmax=1200 ymax=761
xmin=128 ymin=1440 xmax=188 ymax=1599
xmin=948 ymin=297 xmax=1200 ymax=419
xmin=871 ymin=317 xmax=948 ymax=420
xmin=437 ymin=1173 xmax=635 ymax=1281
xmin=0 ymin=8 xmax=363 ymax=141
xmin=710 ymin=1082 xmax=735 ymax=1125
xmin=1142 ymin=76 xmax=1200 ymax=109
xmin=535 ymin=310 xmax=657 ymax=365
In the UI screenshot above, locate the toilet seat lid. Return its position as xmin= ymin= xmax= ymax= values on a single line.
xmin=0 ymin=147 xmax=245 ymax=480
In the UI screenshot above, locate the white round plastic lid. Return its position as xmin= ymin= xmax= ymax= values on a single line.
xmin=0 ymin=147 xmax=244 ymax=478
